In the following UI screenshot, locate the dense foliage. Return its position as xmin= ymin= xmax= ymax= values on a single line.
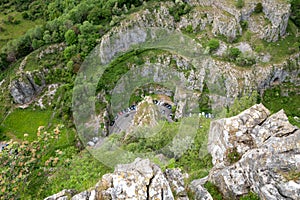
xmin=0 ymin=125 xmax=69 ymax=199
xmin=291 ymin=0 xmax=300 ymax=27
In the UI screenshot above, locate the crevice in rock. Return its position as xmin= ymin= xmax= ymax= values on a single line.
xmin=15 ymin=81 xmax=25 ymax=97
xmin=278 ymin=149 xmax=295 ymax=155
xmin=161 ymin=188 xmax=164 ymax=200
xmin=257 ymin=117 xmax=268 ymax=126
xmin=275 ymin=128 xmax=298 ymax=138
xmin=263 ymin=135 xmax=272 ymax=143
xmin=146 ymin=175 xmax=155 ymax=200
xmin=25 ymin=74 xmax=37 ymax=93
xmin=276 ymin=185 xmax=292 ymax=199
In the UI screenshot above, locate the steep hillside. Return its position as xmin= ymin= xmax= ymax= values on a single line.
xmin=0 ymin=0 xmax=299 ymax=199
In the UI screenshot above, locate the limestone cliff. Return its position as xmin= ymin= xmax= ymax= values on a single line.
xmin=207 ymin=104 xmax=300 ymax=199
xmin=44 ymin=158 xmax=192 ymax=200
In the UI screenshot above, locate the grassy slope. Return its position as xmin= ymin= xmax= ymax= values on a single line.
xmin=1 ymin=109 xmax=53 ymax=141
xmin=0 ymin=12 xmax=44 ymax=47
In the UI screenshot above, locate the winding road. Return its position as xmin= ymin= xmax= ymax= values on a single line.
xmin=109 ymin=104 xmax=173 ymax=134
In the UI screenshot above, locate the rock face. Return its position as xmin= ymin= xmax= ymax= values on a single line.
xmin=9 ymin=71 xmax=46 ymax=104
xmin=129 ymin=96 xmax=162 ymax=132
xmin=207 ymin=104 xmax=300 ymax=199
xmin=96 ymin=0 xmax=298 ymax=113
xmin=188 ymin=0 xmax=291 ymax=42
xmin=211 ymin=9 xmax=242 ymax=43
xmin=45 ymin=158 xmax=190 ymax=200
xmin=261 ymin=0 xmax=291 ymax=42
xmin=189 ymin=177 xmax=213 ymax=200
xmin=97 ymin=158 xmax=177 ymax=199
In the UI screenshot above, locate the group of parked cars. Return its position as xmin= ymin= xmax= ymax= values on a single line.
xmin=117 ymin=105 xmax=137 ymax=116
xmin=153 ymin=100 xmax=172 ymax=109
xmin=109 ymin=105 xmax=137 ymax=126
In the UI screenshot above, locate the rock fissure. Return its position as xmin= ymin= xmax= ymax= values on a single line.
xmin=147 ymin=174 xmax=155 ymax=200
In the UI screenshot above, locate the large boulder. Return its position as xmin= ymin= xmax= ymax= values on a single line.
xmin=207 ymin=104 xmax=300 ymax=199
xmin=9 ymin=71 xmax=46 ymax=105
xmin=189 ymin=177 xmax=213 ymax=200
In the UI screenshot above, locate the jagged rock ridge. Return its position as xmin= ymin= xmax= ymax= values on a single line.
xmin=207 ymin=104 xmax=300 ymax=199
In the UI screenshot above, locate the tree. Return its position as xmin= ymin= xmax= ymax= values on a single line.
xmin=27 ymin=26 xmax=44 ymax=43
xmin=31 ymin=39 xmax=44 ymax=50
xmin=64 ymin=29 xmax=77 ymax=46
xmin=290 ymin=0 xmax=300 ymax=27
xmin=43 ymin=30 xmax=52 ymax=44
xmin=227 ymin=91 xmax=259 ymax=117
xmin=228 ymin=47 xmax=241 ymax=61
xmin=207 ymin=39 xmax=220 ymax=52
xmin=0 ymin=53 xmax=9 ymax=71
xmin=64 ymin=45 xmax=77 ymax=60
xmin=254 ymin=3 xmax=263 ymax=13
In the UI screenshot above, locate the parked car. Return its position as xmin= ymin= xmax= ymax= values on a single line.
xmin=110 ymin=120 xmax=115 ymax=126
xmin=130 ymin=105 xmax=136 ymax=110
xmin=153 ymin=100 xmax=158 ymax=104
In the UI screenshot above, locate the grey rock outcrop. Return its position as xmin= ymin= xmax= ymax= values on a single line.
xmin=211 ymin=9 xmax=242 ymax=43
xmin=45 ymin=158 xmax=191 ymax=200
xmin=165 ymin=168 xmax=189 ymax=199
xmin=189 ymin=177 xmax=213 ymax=200
xmin=261 ymin=0 xmax=291 ymax=42
xmin=129 ymin=96 xmax=162 ymax=133
xmin=207 ymin=104 xmax=300 ymax=199
xmin=96 ymin=158 xmax=175 ymax=199
xmin=44 ymin=189 xmax=78 ymax=200
xmin=9 ymin=71 xmax=46 ymax=104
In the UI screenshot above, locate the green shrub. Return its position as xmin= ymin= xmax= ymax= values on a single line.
xmin=254 ymin=44 xmax=264 ymax=53
xmin=228 ymin=47 xmax=241 ymax=60
xmin=169 ymin=2 xmax=192 ymax=22
xmin=207 ymin=39 xmax=220 ymax=52
xmin=44 ymin=150 xmax=111 ymax=198
xmin=235 ymin=53 xmax=256 ymax=67
xmin=0 ymin=126 xmax=68 ymax=199
xmin=185 ymin=24 xmax=193 ymax=33
xmin=290 ymin=0 xmax=300 ymax=27
xmin=254 ymin=3 xmax=263 ymax=13
xmin=204 ymin=181 xmax=222 ymax=200
xmin=64 ymin=29 xmax=77 ymax=46
xmin=262 ymin=84 xmax=300 ymax=127
xmin=236 ymin=0 xmax=245 ymax=9
xmin=64 ymin=45 xmax=77 ymax=60
xmin=240 ymin=192 xmax=260 ymax=200
xmin=227 ymin=91 xmax=259 ymax=117
xmin=0 ymin=126 xmax=8 ymax=141
xmin=21 ymin=11 xmax=29 ymax=19
xmin=0 ymin=25 xmax=5 ymax=32
xmin=240 ymin=20 xmax=248 ymax=30
xmin=226 ymin=147 xmax=241 ymax=164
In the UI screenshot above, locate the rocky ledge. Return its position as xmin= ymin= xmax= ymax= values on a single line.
xmin=45 ymin=158 xmax=195 ymax=200
xmin=207 ymin=104 xmax=300 ymax=199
